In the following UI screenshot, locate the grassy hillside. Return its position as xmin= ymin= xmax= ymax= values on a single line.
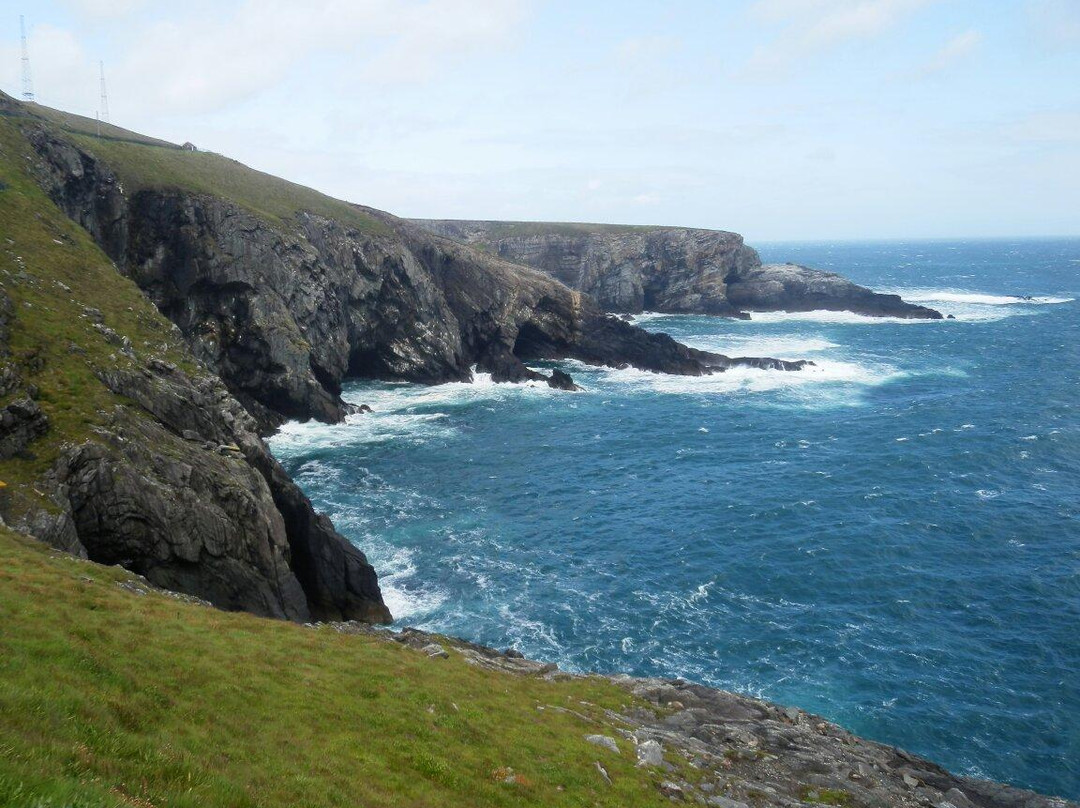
xmin=0 ymin=94 xmax=386 ymax=235
xmin=0 ymin=115 xmax=195 ymax=498
xmin=0 ymin=526 xmax=681 ymax=807
xmin=67 ymin=133 xmax=389 ymax=235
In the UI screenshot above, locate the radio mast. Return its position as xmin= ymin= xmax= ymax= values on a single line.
xmin=99 ymin=61 xmax=109 ymax=123
xmin=20 ymin=15 xmax=35 ymax=102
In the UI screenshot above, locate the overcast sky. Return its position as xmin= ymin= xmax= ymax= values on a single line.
xmin=2 ymin=0 xmax=1078 ymax=241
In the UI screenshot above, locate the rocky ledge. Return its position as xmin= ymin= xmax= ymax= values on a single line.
xmin=727 ymin=263 xmax=942 ymax=320
xmin=337 ymin=623 xmax=1076 ymax=808
xmin=410 ymin=220 xmax=943 ymax=320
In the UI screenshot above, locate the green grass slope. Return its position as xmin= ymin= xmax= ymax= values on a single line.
xmin=0 ymin=93 xmax=386 ymax=235
xmin=0 ymin=526 xmax=679 ymax=807
xmin=0 ymin=115 xmax=195 ymax=501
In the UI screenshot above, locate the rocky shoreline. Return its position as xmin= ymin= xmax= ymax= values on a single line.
xmin=320 ymin=621 xmax=1074 ymax=808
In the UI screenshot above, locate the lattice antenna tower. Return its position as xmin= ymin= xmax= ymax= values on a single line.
xmin=20 ymin=15 xmax=35 ymax=102
xmin=99 ymin=61 xmax=109 ymax=124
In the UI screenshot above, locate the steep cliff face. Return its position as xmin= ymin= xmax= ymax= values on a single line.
xmin=20 ymin=120 xmax=810 ymax=431
xmin=413 ymin=219 xmax=756 ymax=315
xmin=412 ymin=219 xmax=942 ymax=319
xmin=0 ymin=94 xmax=811 ymax=624
xmin=0 ymin=101 xmax=389 ymax=624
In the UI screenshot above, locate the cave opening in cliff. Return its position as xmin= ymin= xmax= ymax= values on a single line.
xmin=512 ymin=322 xmax=562 ymax=360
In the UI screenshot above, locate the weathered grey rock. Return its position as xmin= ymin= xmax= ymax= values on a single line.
xmin=0 ymin=397 xmax=49 ymax=459
xmin=584 ymin=734 xmax=621 ymax=754
xmin=24 ymin=127 xmax=815 ymax=432
xmin=636 ymin=738 xmax=665 ymax=767
xmin=727 ymin=263 xmax=943 ymax=319
xmin=88 ymin=361 xmax=390 ymax=623
xmin=412 ymin=220 xmax=754 ymax=315
xmin=412 ymin=219 xmax=943 ymax=320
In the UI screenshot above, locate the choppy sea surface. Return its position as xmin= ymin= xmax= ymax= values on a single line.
xmin=270 ymin=239 xmax=1080 ymax=799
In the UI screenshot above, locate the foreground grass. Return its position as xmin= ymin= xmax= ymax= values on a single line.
xmin=0 ymin=527 xmax=676 ymax=807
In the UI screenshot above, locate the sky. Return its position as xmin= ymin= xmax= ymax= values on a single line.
xmin=1 ymin=0 xmax=1078 ymax=241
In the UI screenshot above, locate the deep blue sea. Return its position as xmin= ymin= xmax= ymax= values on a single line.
xmin=270 ymin=239 xmax=1080 ymax=800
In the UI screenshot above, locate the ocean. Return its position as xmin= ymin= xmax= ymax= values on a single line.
xmin=269 ymin=238 xmax=1080 ymax=799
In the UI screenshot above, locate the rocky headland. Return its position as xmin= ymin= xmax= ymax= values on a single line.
xmin=411 ymin=219 xmax=943 ymax=320
xmin=0 ymin=92 xmax=1068 ymax=806
xmin=0 ymin=90 xmax=808 ymax=620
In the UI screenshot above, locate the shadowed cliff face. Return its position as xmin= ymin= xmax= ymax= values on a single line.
xmin=0 ymin=104 xmax=390 ymax=625
xmin=411 ymin=219 xmax=943 ymax=320
xmin=24 ymin=126 xmax=810 ymax=432
xmin=3 ymin=104 xmax=806 ymax=626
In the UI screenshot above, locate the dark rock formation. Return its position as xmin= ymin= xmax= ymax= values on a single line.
xmin=0 ymin=397 xmax=49 ymax=459
xmin=36 ymin=358 xmax=391 ymax=623
xmin=411 ymin=219 xmax=943 ymax=320
xmin=547 ymin=369 xmax=580 ymax=391
xmin=21 ymin=127 xmax=811 ymax=431
xmin=727 ymin=263 xmax=943 ymax=319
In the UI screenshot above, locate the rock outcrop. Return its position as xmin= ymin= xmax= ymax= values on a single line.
xmin=727 ymin=262 xmax=943 ymax=319
xmin=335 ymin=623 xmax=1078 ymax=808
xmin=411 ymin=219 xmax=943 ymax=320
xmin=21 ymin=123 xmax=812 ymax=432
xmin=0 ymin=99 xmax=390 ymax=624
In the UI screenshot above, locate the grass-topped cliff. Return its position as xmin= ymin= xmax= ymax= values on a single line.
xmin=8 ymin=98 xmax=385 ymax=234
xmin=0 ymin=99 xmax=389 ymax=623
xmin=0 ymin=524 xmax=687 ymax=807
xmin=0 ymin=114 xmax=194 ymax=496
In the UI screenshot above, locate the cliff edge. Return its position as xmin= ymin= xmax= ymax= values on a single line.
xmin=411 ymin=219 xmax=943 ymax=320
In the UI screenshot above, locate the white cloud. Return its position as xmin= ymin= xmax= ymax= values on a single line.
xmin=1026 ymin=0 xmax=1080 ymax=49
xmin=59 ymin=0 xmax=147 ymax=19
xmin=745 ymin=0 xmax=937 ymax=76
xmin=115 ymin=0 xmax=531 ymax=113
xmin=0 ymin=25 xmax=98 ymax=113
xmin=913 ymin=29 xmax=982 ymax=78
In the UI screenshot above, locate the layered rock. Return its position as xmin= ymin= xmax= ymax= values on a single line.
xmin=727 ymin=262 xmax=943 ymax=319
xmin=411 ymin=219 xmax=943 ymax=319
xmin=0 ymin=100 xmax=390 ymax=624
xmin=412 ymin=220 xmax=754 ymax=315
xmin=22 ymin=124 xmax=811 ymax=432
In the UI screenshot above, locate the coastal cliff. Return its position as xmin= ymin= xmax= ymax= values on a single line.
xmin=0 ymin=93 xmax=1072 ymax=807
xmin=411 ymin=219 xmax=943 ymax=320
xmin=1 ymin=92 xmax=805 ymax=616
xmin=0 ymin=98 xmax=388 ymax=623
xmin=15 ymin=102 xmax=809 ymax=433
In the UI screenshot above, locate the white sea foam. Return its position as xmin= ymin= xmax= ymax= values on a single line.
xmin=359 ymin=541 xmax=448 ymax=622
xmin=680 ymin=334 xmax=839 ymax=358
xmin=740 ymin=310 xmax=938 ymax=325
xmin=566 ymin=356 xmax=906 ymax=407
xmin=887 ymin=289 xmax=1074 ymax=306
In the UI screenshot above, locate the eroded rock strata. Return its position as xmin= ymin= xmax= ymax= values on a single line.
xmin=411 ymin=219 xmax=943 ymax=320
xmin=2 ymin=95 xmax=808 ymax=625
xmin=23 ymin=122 xmax=810 ymax=433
